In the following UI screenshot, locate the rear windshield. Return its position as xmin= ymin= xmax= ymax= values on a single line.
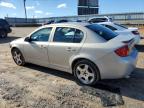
xmin=86 ymin=24 xmax=118 ymax=41
xmin=114 ymin=23 xmax=128 ymax=29
xmin=89 ymin=18 xmax=108 ymax=23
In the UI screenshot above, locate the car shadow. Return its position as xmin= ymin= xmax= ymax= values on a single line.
xmin=24 ymin=63 xmax=74 ymax=81
xmin=80 ymin=68 xmax=144 ymax=106
xmin=24 ymin=63 xmax=144 ymax=106
xmin=0 ymin=36 xmax=20 ymax=44
xmin=100 ymin=68 xmax=144 ymax=101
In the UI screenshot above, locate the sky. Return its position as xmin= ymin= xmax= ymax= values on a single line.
xmin=0 ymin=0 xmax=144 ymax=18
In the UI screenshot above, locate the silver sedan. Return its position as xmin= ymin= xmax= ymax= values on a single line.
xmin=10 ymin=23 xmax=138 ymax=85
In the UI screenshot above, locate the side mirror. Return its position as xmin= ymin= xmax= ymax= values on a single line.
xmin=24 ymin=37 xmax=31 ymax=42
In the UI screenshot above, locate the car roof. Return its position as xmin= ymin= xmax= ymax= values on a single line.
xmin=88 ymin=16 xmax=110 ymax=21
xmin=97 ymin=22 xmax=114 ymax=25
xmin=43 ymin=22 xmax=90 ymax=28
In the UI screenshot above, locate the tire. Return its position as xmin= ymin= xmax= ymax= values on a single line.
xmin=0 ymin=30 xmax=7 ymax=38
xmin=11 ymin=48 xmax=25 ymax=66
xmin=73 ymin=60 xmax=100 ymax=85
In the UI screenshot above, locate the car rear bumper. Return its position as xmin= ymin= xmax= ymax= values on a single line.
xmin=97 ymin=48 xmax=138 ymax=79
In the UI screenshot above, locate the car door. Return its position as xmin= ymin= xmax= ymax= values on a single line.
xmin=23 ymin=27 xmax=52 ymax=67
xmin=48 ymin=27 xmax=85 ymax=70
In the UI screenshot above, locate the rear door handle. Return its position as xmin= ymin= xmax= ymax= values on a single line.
xmin=66 ymin=47 xmax=72 ymax=51
xmin=66 ymin=47 xmax=76 ymax=52
xmin=40 ymin=45 xmax=47 ymax=48
xmin=72 ymin=49 xmax=76 ymax=51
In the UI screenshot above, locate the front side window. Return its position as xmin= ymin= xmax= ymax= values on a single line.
xmin=53 ymin=27 xmax=84 ymax=43
xmin=30 ymin=28 xmax=52 ymax=42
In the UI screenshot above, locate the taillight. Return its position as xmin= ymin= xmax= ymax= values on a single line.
xmin=132 ymin=31 xmax=140 ymax=35
xmin=115 ymin=45 xmax=129 ymax=57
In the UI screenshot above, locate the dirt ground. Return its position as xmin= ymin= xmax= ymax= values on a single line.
xmin=0 ymin=27 xmax=144 ymax=108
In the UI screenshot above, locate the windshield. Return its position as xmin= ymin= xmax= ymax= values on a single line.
xmin=86 ymin=24 xmax=118 ymax=41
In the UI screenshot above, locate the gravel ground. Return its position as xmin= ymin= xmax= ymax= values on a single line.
xmin=0 ymin=27 xmax=144 ymax=108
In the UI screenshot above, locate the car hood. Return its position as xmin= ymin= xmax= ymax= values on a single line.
xmin=10 ymin=37 xmax=25 ymax=44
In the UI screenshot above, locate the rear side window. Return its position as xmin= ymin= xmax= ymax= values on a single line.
xmin=86 ymin=24 xmax=118 ymax=41
xmin=53 ymin=27 xmax=84 ymax=43
xmin=74 ymin=29 xmax=84 ymax=43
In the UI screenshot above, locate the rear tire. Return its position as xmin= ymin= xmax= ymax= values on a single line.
xmin=11 ymin=48 xmax=25 ymax=66
xmin=73 ymin=60 xmax=100 ymax=85
xmin=0 ymin=30 xmax=7 ymax=38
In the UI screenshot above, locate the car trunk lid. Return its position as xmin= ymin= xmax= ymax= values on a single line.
xmin=110 ymin=35 xmax=136 ymax=57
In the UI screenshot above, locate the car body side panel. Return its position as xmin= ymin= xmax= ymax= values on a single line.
xmin=69 ymin=42 xmax=123 ymax=75
xmin=10 ymin=38 xmax=25 ymax=57
xmin=48 ymin=43 xmax=83 ymax=69
xmin=23 ymin=42 xmax=49 ymax=67
xmin=97 ymin=49 xmax=138 ymax=79
xmin=48 ymin=25 xmax=87 ymax=70
xmin=69 ymin=33 xmax=137 ymax=79
xmin=10 ymin=23 xmax=138 ymax=80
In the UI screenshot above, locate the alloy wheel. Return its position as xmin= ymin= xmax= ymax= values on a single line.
xmin=12 ymin=49 xmax=24 ymax=65
xmin=0 ymin=31 xmax=6 ymax=38
xmin=75 ymin=64 xmax=95 ymax=85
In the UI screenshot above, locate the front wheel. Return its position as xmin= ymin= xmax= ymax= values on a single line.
xmin=73 ymin=60 xmax=100 ymax=85
xmin=0 ymin=30 xmax=7 ymax=38
xmin=11 ymin=48 xmax=25 ymax=66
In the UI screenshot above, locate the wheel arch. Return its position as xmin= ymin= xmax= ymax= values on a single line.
xmin=11 ymin=46 xmax=23 ymax=57
xmin=70 ymin=57 xmax=101 ymax=79
xmin=11 ymin=46 xmax=26 ymax=66
xmin=11 ymin=47 xmax=20 ymax=53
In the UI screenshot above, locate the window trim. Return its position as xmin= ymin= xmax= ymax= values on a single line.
xmin=52 ymin=27 xmax=84 ymax=43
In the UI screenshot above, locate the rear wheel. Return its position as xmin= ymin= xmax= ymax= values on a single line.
xmin=11 ymin=48 xmax=25 ymax=66
xmin=73 ymin=60 xmax=100 ymax=85
xmin=0 ymin=30 xmax=7 ymax=38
